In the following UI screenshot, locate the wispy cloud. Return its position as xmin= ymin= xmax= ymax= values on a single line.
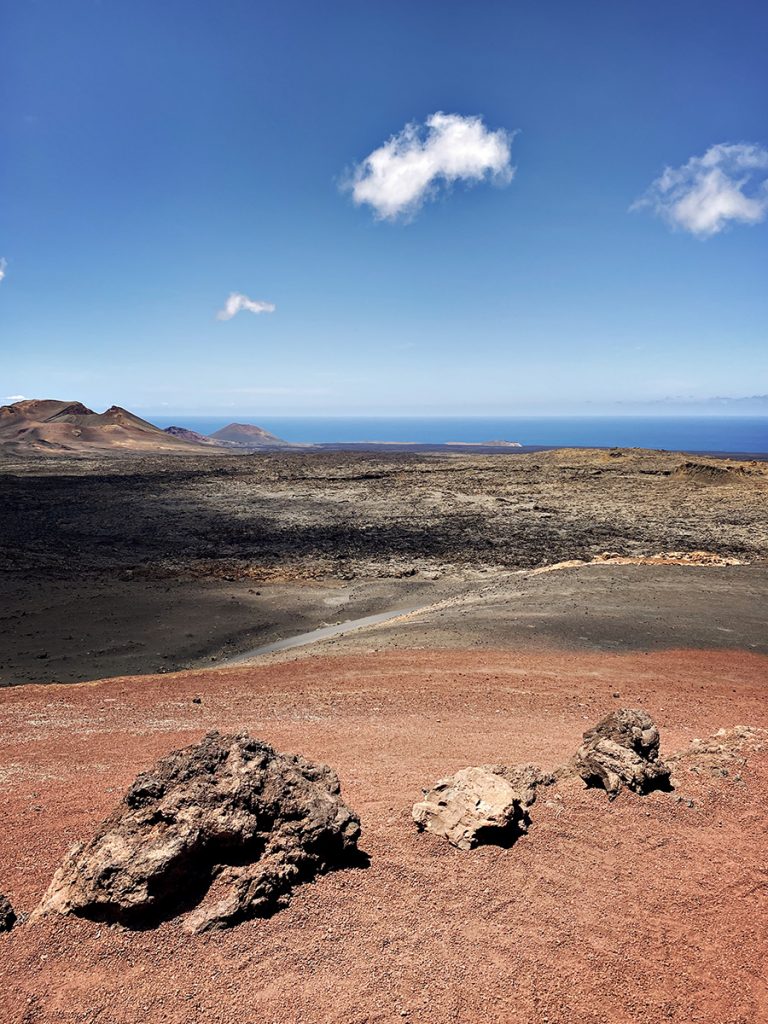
xmin=345 ymin=112 xmax=515 ymax=221
xmin=0 ymin=258 xmax=7 ymax=283
xmin=3 ymin=395 xmax=26 ymax=402
xmin=217 ymin=292 xmax=276 ymax=320
xmin=633 ymin=143 xmax=768 ymax=237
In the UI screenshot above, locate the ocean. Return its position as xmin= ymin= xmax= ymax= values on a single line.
xmin=148 ymin=415 xmax=768 ymax=455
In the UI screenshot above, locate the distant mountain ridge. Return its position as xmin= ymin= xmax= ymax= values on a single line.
xmin=0 ymin=399 xmax=294 ymax=455
xmin=0 ymin=399 xmax=209 ymax=454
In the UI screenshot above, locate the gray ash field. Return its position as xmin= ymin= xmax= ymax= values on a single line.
xmin=1 ymin=447 xmax=767 ymax=684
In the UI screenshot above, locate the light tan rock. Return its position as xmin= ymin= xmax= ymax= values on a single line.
xmin=412 ymin=764 xmax=542 ymax=850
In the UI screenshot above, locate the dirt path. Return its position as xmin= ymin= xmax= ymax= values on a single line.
xmin=221 ymin=604 xmax=426 ymax=662
xmin=227 ymin=563 xmax=768 ymax=666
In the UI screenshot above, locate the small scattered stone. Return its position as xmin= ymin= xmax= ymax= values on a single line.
xmin=674 ymin=795 xmax=695 ymax=808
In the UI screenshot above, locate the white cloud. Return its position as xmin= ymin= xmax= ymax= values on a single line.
xmin=345 ymin=112 xmax=515 ymax=221
xmin=633 ymin=143 xmax=768 ymax=237
xmin=216 ymin=292 xmax=276 ymax=320
xmin=0 ymin=258 xmax=7 ymax=283
xmin=4 ymin=395 xmax=26 ymax=402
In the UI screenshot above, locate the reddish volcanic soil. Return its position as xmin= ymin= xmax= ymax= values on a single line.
xmin=1 ymin=648 xmax=767 ymax=1024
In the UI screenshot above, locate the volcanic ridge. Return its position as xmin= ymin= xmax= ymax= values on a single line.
xmin=0 ymin=399 xmax=291 ymax=455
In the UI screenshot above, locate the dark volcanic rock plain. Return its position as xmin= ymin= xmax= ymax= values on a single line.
xmin=1 ymin=447 xmax=767 ymax=684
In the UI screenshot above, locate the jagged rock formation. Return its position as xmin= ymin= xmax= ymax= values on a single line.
xmin=412 ymin=764 xmax=547 ymax=850
xmin=32 ymin=731 xmax=361 ymax=933
xmin=0 ymin=893 xmax=16 ymax=931
xmin=573 ymin=708 xmax=671 ymax=799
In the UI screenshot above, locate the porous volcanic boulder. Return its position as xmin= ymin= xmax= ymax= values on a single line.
xmin=574 ymin=708 xmax=671 ymax=799
xmin=412 ymin=764 xmax=546 ymax=850
xmin=0 ymin=893 xmax=16 ymax=932
xmin=32 ymin=731 xmax=361 ymax=933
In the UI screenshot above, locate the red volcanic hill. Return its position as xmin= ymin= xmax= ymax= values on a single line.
xmin=0 ymin=399 xmax=214 ymax=455
xmin=209 ymin=422 xmax=289 ymax=446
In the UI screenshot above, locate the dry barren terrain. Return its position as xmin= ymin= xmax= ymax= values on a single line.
xmin=1 ymin=447 xmax=767 ymax=1023
xmin=2 ymin=447 xmax=767 ymax=684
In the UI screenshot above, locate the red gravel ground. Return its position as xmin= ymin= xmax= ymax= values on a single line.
xmin=1 ymin=648 xmax=767 ymax=1024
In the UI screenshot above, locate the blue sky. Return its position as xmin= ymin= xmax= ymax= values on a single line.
xmin=2 ymin=0 xmax=767 ymax=415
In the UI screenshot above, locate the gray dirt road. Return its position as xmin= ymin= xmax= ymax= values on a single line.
xmin=317 ymin=563 xmax=768 ymax=656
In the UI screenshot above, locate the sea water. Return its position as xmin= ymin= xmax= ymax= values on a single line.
xmin=148 ymin=415 xmax=768 ymax=455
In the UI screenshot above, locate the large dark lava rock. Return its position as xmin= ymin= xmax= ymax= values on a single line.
xmin=32 ymin=731 xmax=361 ymax=932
